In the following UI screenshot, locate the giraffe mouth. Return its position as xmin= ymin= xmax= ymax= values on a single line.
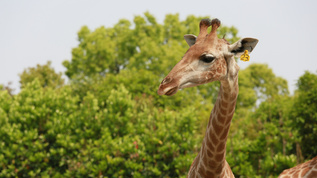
xmin=165 ymin=87 xmax=178 ymax=96
xmin=179 ymin=81 xmax=199 ymax=89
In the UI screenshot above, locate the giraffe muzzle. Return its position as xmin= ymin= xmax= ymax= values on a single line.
xmin=161 ymin=76 xmax=173 ymax=85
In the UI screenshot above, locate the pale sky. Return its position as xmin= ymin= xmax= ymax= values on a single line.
xmin=1 ymin=0 xmax=317 ymax=94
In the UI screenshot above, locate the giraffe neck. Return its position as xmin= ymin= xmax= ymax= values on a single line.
xmin=189 ymin=74 xmax=239 ymax=177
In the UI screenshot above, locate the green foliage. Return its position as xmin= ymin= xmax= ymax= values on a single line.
xmin=0 ymin=82 xmax=15 ymax=96
xmin=63 ymin=13 xmax=238 ymax=80
xmin=238 ymin=64 xmax=289 ymax=104
xmin=0 ymin=78 xmax=201 ymax=177
xmin=291 ymin=71 xmax=317 ymax=159
xmin=19 ymin=61 xmax=64 ymax=89
xmin=1 ymin=12 xmax=316 ymax=177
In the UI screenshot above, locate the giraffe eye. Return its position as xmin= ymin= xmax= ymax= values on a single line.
xmin=200 ymin=54 xmax=215 ymax=63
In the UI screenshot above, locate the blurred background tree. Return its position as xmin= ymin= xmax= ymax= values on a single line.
xmin=291 ymin=71 xmax=317 ymax=160
xmin=19 ymin=61 xmax=64 ymax=89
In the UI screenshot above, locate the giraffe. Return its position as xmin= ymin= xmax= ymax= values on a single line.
xmin=157 ymin=18 xmax=258 ymax=177
xmin=278 ymin=156 xmax=317 ymax=178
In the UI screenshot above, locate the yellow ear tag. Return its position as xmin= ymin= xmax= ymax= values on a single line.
xmin=240 ymin=50 xmax=250 ymax=62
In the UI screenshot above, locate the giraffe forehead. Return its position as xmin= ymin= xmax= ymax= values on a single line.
xmin=185 ymin=40 xmax=227 ymax=61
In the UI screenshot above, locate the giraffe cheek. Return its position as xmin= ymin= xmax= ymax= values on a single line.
xmin=206 ymin=72 xmax=217 ymax=80
xmin=217 ymin=67 xmax=222 ymax=74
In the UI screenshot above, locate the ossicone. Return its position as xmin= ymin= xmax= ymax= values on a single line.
xmin=196 ymin=18 xmax=222 ymax=43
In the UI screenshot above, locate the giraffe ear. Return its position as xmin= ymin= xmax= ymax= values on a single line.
xmin=184 ymin=34 xmax=197 ymax=47
xmin=228 ymin=38 xmax=259 ymax=57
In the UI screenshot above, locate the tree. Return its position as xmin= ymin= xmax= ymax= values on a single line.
xmin=63 ymin=13 xmax=239 ymax=80
xmin=291 ymin=71 xmax=317 ymax=159
xmin=19 ymin=61 xmax=64 ymax=89
xmin=238 ymin=64 xmax=289 ymax=105
xmin=0 ymin=82 xmax=15 ymax=96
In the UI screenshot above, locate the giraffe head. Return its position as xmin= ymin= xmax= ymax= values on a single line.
xmin=157 ymin=18 xmax=258 ymax=96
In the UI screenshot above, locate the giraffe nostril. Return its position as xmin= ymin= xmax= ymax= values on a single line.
xmin=161 ymin=77 xmax=172 ymax=85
